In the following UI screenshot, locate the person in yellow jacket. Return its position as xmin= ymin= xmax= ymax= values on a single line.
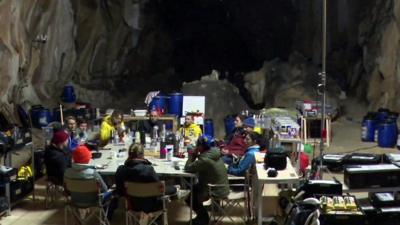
xmin=99 ymin=110 xmax=125 ymax=146
xmin=179 ymin=115 xmax=202 ymax=146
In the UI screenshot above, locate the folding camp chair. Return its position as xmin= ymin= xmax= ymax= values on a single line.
xmin=64 ymin=178 xmax=110 ymax=225
xmin=124 ymin=181 xmax=169 ymax=225
xmin=208 ymin=182 xmax=250 ymax=225
xmin=44 ymin=176 xmax=64 ymax=209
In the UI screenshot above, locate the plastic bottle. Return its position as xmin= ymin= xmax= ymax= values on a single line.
xmin=114 ymin=132 xmax=119 ymax=144
xmin=397 ymin=134 xmax=400 ymax=150
xmin=135 ymin=131 xmax=141 ymax=144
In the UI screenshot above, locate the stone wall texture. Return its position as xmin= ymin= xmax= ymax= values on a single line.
xmin=0 ymin=0 xmax=400 ymax=124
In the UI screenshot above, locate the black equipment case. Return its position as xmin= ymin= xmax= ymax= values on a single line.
xmin=264 ymin=147 xmax=287 ymax=170
xmin=297 ymin=179 xmax=342 ymax=199
xmin=344 ymin=164 xmax=400 ymax=189
xmin=344 ymin=153 xmax=382 ymax=165
xmin=312 ymin=154 xmax=347 ymax=171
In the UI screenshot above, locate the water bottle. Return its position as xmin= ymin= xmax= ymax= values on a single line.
xmin=135 ymin=131 xmax=141 ymax=144
xmin=114 ymin=132 xmax=119 ymax=144
xmin=397 ymin=134 xmax=400 ymax=150
xmin=166 ymin=145 xmax=174 ymax=161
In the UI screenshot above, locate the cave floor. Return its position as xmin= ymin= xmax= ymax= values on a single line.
xmin=1 ymin=118 xmax=398 ymax=225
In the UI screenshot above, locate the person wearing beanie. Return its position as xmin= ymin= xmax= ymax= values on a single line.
xmin=184 ymin=136 xmax=229 ymax=225
xmin=64 ymin=145 xmax=116 ymax=220
xmin=228 ymin=131 xmax=261 ymax=176
xmin=43 ymin=131 xmax=71 ymax=185
xmin=243 ymin=117 xmax=255 ymax=131
xmin=221 ymin=115 xmax=247 ymax=164
xmin=64 ymin=145 xmax=107 ymax=191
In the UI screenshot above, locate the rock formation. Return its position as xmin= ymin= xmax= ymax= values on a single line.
xmin=182 ymin=71 xmax=249 ymax=138
xmin=1 ymin=0 xmax=400 ymax=126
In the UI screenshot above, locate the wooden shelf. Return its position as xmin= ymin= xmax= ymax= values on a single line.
xmin=124 ymin=115 xmax=178 ymax=132
xmin=300 ymin=116 xmax=331 ymax=147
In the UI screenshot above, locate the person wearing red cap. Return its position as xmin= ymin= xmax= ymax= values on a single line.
xmin=64 ymin=145 xmax=107 ymax=191
xmin=43 ymin=131 xmax=71 ymax=185
xmin=64 ymin=145 xmax=116 ymax=220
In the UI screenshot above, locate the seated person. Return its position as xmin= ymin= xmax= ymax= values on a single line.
xmin=99 ymin=110 xmax=125 ymax=146
xmin=242 ymin=117 xmax=255 ymax=133
xmin=227 ymin=131 xmax=260 ymax=176
xmin=115 ymin=144 xmax=177 ymax=214
xmin=179 ymin=115 xmax=202 ymax=146
xmin=44 ymin=131 xmax=71 ymax=185
xmin=136 ymin=109 xmax=164 ymax=138
xmin=65 ymin=116 xmax=79 ymax=151
xmin=64 ymin=145 xmax=116 ymax=220
xmin=184 ymin=135 xmax=229 ymax=225
xmin=77 ymin=118 xmax=89 ymax=142
xmin=221 ymin=115 xmax=247 ymax=164
xmin=241 ymin=117 xmax=268 ymax=151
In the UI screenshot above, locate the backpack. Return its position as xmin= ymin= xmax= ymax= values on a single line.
xmin=17 ymin=166 xmax=33 ymax=181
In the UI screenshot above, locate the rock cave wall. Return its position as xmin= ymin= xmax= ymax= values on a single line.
xmin=0 ymin=0 xmax=400 ymax=125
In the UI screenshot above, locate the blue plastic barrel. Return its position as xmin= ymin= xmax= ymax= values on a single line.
xmin=149 ymin=96 xmax=168 ymax=114
xmin=37 ymin=108 xmax=52 ymax=128
xmin=61 ymin=85 xmax=76 ymax=103
xmin=361 ymin=118 xmax=376 ymax=142
xmin=169 ymin=93 xmax=183 ymax=117
xmin=378 ymin=120 xmax=398 ymax=148
xmin=224 ymin=115 xmax=236 ymax=137
xmin=30 ymin=105 xmax=44 ymax=128
xmin=387 ymin=112 xmax=399 ymax=123
xmin=53 ymin=107 xmax=63 ymax=122
xmin=204 ymin=119 xmax=214 ymax=138
xmin=377 ymin=108 xmax=390 ymax=123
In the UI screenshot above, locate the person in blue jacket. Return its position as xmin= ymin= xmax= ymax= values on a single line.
xmin=228 ymin=131 xmax=260 ymax=176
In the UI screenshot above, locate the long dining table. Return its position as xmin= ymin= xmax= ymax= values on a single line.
xmin=91 ymin=141 xmax=196 ymax=225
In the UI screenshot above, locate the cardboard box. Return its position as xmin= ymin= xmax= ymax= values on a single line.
xmin=262 ymin=184 xmax=283 ymax=217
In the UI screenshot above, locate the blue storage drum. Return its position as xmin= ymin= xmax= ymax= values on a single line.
xmin=37 ymin=108 xmax=52 ymax=128
xmin=168 ymin=93 xmax=183 ymax=117
xmin=30 ymin=105 xmax=44 ymax=128
xmin=149 ymin=95 xmax=168 ymax=114
xmin=224 ymin=115 xmax=236 ymax=137
xmin=361 ymin=112 xmax=377 ymax=142
xmin=61 ymin=85 xmax=76 ymax=103
xmin=204 ymin=119 xmax=214 ymax=138
xmin=377 ymin=108 xmax=390 ymax=123
xmin=378 ymin=119 xmax=398 ymax=148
